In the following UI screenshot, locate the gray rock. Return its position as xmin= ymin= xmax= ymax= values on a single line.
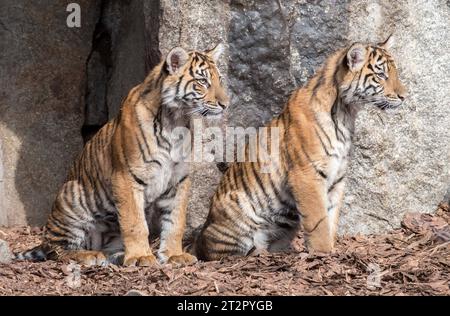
xmin=0 ymin=0 xmax=100 ymax=226
xmin=124 ymin=289 xmax=147 ymax=296
xmin=0 ymin=239 xmax=13 ymax=264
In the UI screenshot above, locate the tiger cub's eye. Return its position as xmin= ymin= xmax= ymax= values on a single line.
xmin=197 ymin=78 xmax=208 ymax=86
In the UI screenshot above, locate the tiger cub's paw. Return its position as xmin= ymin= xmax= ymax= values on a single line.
xmin=306 ymin=242 xmax=334 ymax=255
xmin=306 ymin=236 xmax=334 ymax=255
xmin=123 ymin=253 xmax=158 ymax=267
xmin=167 ymin=253 xmax=198 ymax=267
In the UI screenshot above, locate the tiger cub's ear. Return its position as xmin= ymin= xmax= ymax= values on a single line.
xmin=206 ymin=43 xmax=225 ymax=63
xmin=346 ymin=43 xmax=367 ymax=72
xmin=166 ymin=47 xmax=189 ymax=74
xmin=378 ymin=34 xmax=395 ymax=50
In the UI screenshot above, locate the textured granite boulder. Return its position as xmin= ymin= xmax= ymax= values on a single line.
xmin=0 ymin=0 xmax=100 ymax=226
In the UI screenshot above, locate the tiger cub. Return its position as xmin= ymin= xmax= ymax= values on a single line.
xmin=17 ymin=44 xmax=229 ymax=266
xmin=192 ymin=36 xmax=406 ymax=260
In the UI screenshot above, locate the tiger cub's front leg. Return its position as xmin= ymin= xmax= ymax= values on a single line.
xmin=327 ymin=177 xmax=346 ymax=247
xmin=157 ymin=177 xmax=197 ymax=266
xmin=112 ymin=171 xmax=157 ymax=266
xmin=289 ymin=167 xmax=334 ymax=253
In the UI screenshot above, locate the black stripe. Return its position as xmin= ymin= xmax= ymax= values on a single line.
xmin=362 ymin=73 xmax=372 ymax=86
xmin=160 ymin=207 xmax=173 ymax=216
xmin=363 ymin=84 xmax=377 ymax=94
xmin=182 ymin=91 xmax=199 ymax=99
xmin=314 ymin=127 xmax=331 ymax=156
xmin=130 ymin=171 xmax=146 ymax=187
xmin=81 ymin=143 xmax=101 ymax=211
xmin=160 ymin=217 xmax=174 ymax=225
xmin=153 ymin=108 xmax=172 ymax=151
xmin=231 ymin=164 xmax=240 ymax=189
xmin=160 ymin=186 xmax=176 ymax=199
xmin=330 ymin=100 xmax=346 ymax=142
xmin=136 ymin=114 xmax=154 ymax=161
xmin=267 ymin=173 xmax=282 ymax=201
xmin=328 ymin=175 xmax=344 ymax=192
xmin=177 ymin=174 xmax=189 ymax=185
xmin=209 ymin=223 xmax=241 ymax=242
xmin=48 ymin=214 xmax=77 ymax=239
xmin=122 ymin=148 xmax=147 ymax=186
xmin=135 ymin=130 xmax=163 ymax=167
xmin=183 ymin=78 xmax=196 ymax=92
xmin=175 ymin=74 xmax=184 ymax=96
xmin=77 ymin=184 xmax=91 ymax=217
xmin=301 ymin=144 xmax=327 ymax=179
xmin=238 ymin=167 xmax=253 ymax=201
xmin=313 ymin=116 xmax=333 ymax=148
xmin=90 ymin=147 xmax=115 ymax=210
xmin=204 ymin=234 xmax=239 ymax=247
xmin=306 ymin=216 xmax=327 ymax=234
xmin=313 ymin=126 xmax=336 ymax=158
xmin=356 ymin=69 xmax=363 ymax=86
xmin=249 ymin=162 xmax=269 ymax=200
xmin=46 ymin=226 xmax=70 ymax=240
xmin=60 ymin=186 xmax=82 ymax=224
xmin=238 ymin=168 xmax=260 ymax=219
xmin=189 ymin=62 xmax=196 ymax=78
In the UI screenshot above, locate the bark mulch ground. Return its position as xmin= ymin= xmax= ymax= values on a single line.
xmin=0 ymin=204 xmax=448 ymax=296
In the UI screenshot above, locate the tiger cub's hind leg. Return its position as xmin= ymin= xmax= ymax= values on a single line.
xmin=193 ymin=195 xmax=258 ymax=261
xmin=43 ymin=181 xmax=108 ymax=266
xmin=194 ymin=221 xmax=256 ymax=261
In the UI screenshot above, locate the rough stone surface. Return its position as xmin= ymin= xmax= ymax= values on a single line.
xmin=0 ymin=239 xmax=13 ymax=264
xmin=0 ymin=1 xmax=100 ymax=226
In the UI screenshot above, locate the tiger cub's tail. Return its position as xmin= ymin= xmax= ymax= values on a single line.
xmin=15 ymin=244 xmax=48 ymax=262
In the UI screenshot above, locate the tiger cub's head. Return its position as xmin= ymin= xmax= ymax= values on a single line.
xmin=162 ymin=44 xmax=229 ymax=117
xmin=340 ymin=35 xmax=407 ymax=110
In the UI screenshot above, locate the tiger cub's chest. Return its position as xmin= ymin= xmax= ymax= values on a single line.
xmin=326 ymin=139 xmax=350 ymax=185
xmin=144 ymin=158 xmax=188 ymax=199
xmin=316 ymin=113 xmax=352 ymax=186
